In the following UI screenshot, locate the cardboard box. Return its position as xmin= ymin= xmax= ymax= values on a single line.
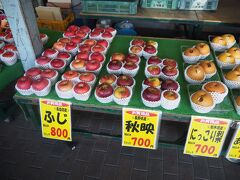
xmin=46 ymin=2 xmax=72 ymax=9
xmin=35 ymin=6 xmax=63 ymax=20
xmin=48 ymin=0 xmax=71 ymax=3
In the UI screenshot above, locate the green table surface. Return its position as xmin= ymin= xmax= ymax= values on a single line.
xmin=14 ymin=30 xmax=240 ymax=122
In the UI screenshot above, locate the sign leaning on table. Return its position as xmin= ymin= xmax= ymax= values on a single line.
xmin=39 ymin=99 xmax=72 ymax=141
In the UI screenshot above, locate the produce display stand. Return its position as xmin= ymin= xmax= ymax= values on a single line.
xmin=14 ymin=29 xmax=240 ymax=137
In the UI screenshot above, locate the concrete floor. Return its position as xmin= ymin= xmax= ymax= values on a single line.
xmin=0 ymin=108 xmax=240 ymax=180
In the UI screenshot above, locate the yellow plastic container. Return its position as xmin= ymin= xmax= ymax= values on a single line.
xmin=37 ymin=13 xmax=74 ymax=31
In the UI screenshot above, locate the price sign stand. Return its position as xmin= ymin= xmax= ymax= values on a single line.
xmin=122 ymin=108 xmax=162 ymax=149
xmin=184 ymin=116 xmax=231 ymax=158
xmin=39 ymin=99 xmax=72 ymax=141
xmin=226 ymin=123 xmax=240 ymax=160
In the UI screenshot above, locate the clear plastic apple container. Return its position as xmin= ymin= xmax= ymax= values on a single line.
xmin=121 ymin=62 xmax=139 ymax=77
xmin=32 ymin=78 xmax=52 ymax=97
xmin=202 ymin=81 xmax=228 ymax=104
xmin=144 ymin=64 xmax=161 ymax=78
xmin=0 ymin=51 xmax=17 ymax=66
xmin=113 ymin=86 xmax=132 ymax=106
xmin=160 ymin=65 xmax=179 ymax=80
xmin=72 ymin=82 xmax=92 ymax=101
xmin=181 ymin=46 xmax=201 ymax=64
xmin=15 ymin=76 xmax=34 ymax=96
xmin=141 ymin=87 xmax=161 ymax=108
xmin=128 ymin=45 xmax=143 ymax=57
xmin=94 ymin=83 xmax=114 ymax=104
xmin=184 ymin=65 xmax=206 ymax=84
xmin=55 ymin=80 xmax=74 ymax=99
xmin=161 ymin=90 xmax=181 ymax=110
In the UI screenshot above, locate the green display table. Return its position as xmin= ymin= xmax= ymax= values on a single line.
xmin=14 ymin=32 xmax=240 ymax=124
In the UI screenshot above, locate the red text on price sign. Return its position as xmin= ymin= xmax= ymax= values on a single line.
xmin=40 ymin=99 xmax=72 ymax=141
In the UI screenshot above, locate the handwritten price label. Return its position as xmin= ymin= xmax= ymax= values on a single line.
xmin=226 ymin=125 xmax=240 ymax=159
xmin=184 ymin=116 xmax=231 ymax=158
xmin=122 ymin=108 xmax=161 ymax=149
xmin=39 ymin=99 xmax=72 ymax=141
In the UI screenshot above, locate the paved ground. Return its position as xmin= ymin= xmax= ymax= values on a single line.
xmin=0 ymin=107 xmax=240 ymax=180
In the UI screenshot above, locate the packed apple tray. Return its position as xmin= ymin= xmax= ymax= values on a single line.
xmin=15 ymin=27 xmax=240 ymax=114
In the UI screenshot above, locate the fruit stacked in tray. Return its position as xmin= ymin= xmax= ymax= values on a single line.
xmin=182 ymin=42 xmax=231 ymax=114
xmin=15 ymin=25 xmax=116 ymax=100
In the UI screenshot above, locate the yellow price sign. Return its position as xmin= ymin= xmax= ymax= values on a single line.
xmin=122 ymin=108 xmax=161 ymax=149
xmin=184 ymin=116 xmax=231 ymax=158
xmin=226 ymin=124 xmax=240 ymax=159
xmin=39 ymin=99 xmax=72 ymax=141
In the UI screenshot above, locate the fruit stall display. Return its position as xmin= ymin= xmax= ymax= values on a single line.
xmin=14 ymin=26 xmax=240 ymax=121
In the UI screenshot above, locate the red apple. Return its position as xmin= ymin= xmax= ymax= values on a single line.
xmin=57 ymin=80 xmax=74 ymax=91
xmin=63 ymin=70 xmax=79 ymax=80
xmin=42 ymin=49 xmax=57 ymax=57
xmin=26 ymin=67 xmax=41 ymax=78
xmin=78 ymin=44 xmax=91 ymax=52
xmin=79 ymin=72 xmax=95 ymax=82
xmin=58 ymin=38 xmax=71 ymax=44
xmin=111 ymin=53 xmax=125 ymax=62
xmin=105 ymin=27 xmax=116 ymax=33
xmin=125 ymin=53 xmax=140 ymax=64
xmin=63 ymin=30 xmax=75 ymax=37
xmin=102 ymin=31 xmax=112 ymax=38
xmin=130 ymin=45 xmax=143 ymax=54
xmin=74 ymin=82 xmax=90 ymax=94
xmin=92 ymin=44 xmax=105 ymax=53
xmin=117 ymin=75 xmax=134 ymax=86
xmin=90 ymin=52 xmax=105 ymax=63
xmin=123 ymin=62 xmax=137 ymax=70
xmin=32 ymin=78 xmax=49 ymax=91
xmin=161 ymin=79 xmax=179 ymax=91
xmin=163 ymin=91 xmax=178 ymax=100
xmin=75 ymin=30 xmax=87 ymax=39
xmin=16 ymin=76 xmax=32 ymax=90
xmin=5 ymin=28 xmax=11 ymax=34
xmin=144 ymin=45 xmax=157 ymax=54
xmin=90 ymin=31 xmax=101 ymax=37
xmin=143 ymin=77 xmax=161 ymax=88
xmin=67 ymin=25 xmax=79 ymax=32
xmin=41 ymin=69 xmax=57 ymax=79
xmin=93 ymin=27 xmax=105 ymax=33
xmin=75 ymin=51 xmax=89 ymax=60
xmin=5 ymin=33 xmax=13 ymax=40
xmin=83 ymin=39 xmax=97 ymax=46
xmin=57 ymin=52 xmax=71 ymax=59
xmin=70 ymin=36 xmax=82 ymax=44
xmin=96 ymin=39 xmax=109 ymax=48
xmin=2 ymin=51 xmax=14 ymax=57
xmin=40 ymin=33 xmax=47 ymax=39
xmin=86 ymin=60 xmax=100 ymax=71
xmin=3 ymin=44 xmax=17 ymax=51
xmin=99 ymin=74 xmax=116 ymax=84
xmin=36 ymin=56 xmax=51 ymax=65
xmin=142 ymin=87 xmax=161 ymax=101
xmin=0 ymin=49 xmax=5 ymax=55
xmin=162 ymin=66 xmax=178 ymax=76
xmin=96 ymin=83 xmax=114 ymax=98
xmin=147 ymin=56 xmax=161 ymax=65
xmin=108 ymin=60 xmax=122 ymax=70
xmin=0 ymin=32 xmax=6 ymax=39
xmin=163 ymin=59 xmax=177 ymax=68
xmin=50 ymin=59 xmax=65 ymax=68
xmin=79 ymin=26 xmax=91 ymax=33
xmin=53 ymin=42 xmax=65 ymax=51
xmin=71 ymin=59 xmax=86 ymax=69
xmin=131 ymin=39 xmax=145 ymax=47
xmin=65 ymin=42 xmax=77 ymax=51
xmin=114 ymin=86 xmax=131 ymax=99
xmin=147 ymin=65 xmax=161 ymax=75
